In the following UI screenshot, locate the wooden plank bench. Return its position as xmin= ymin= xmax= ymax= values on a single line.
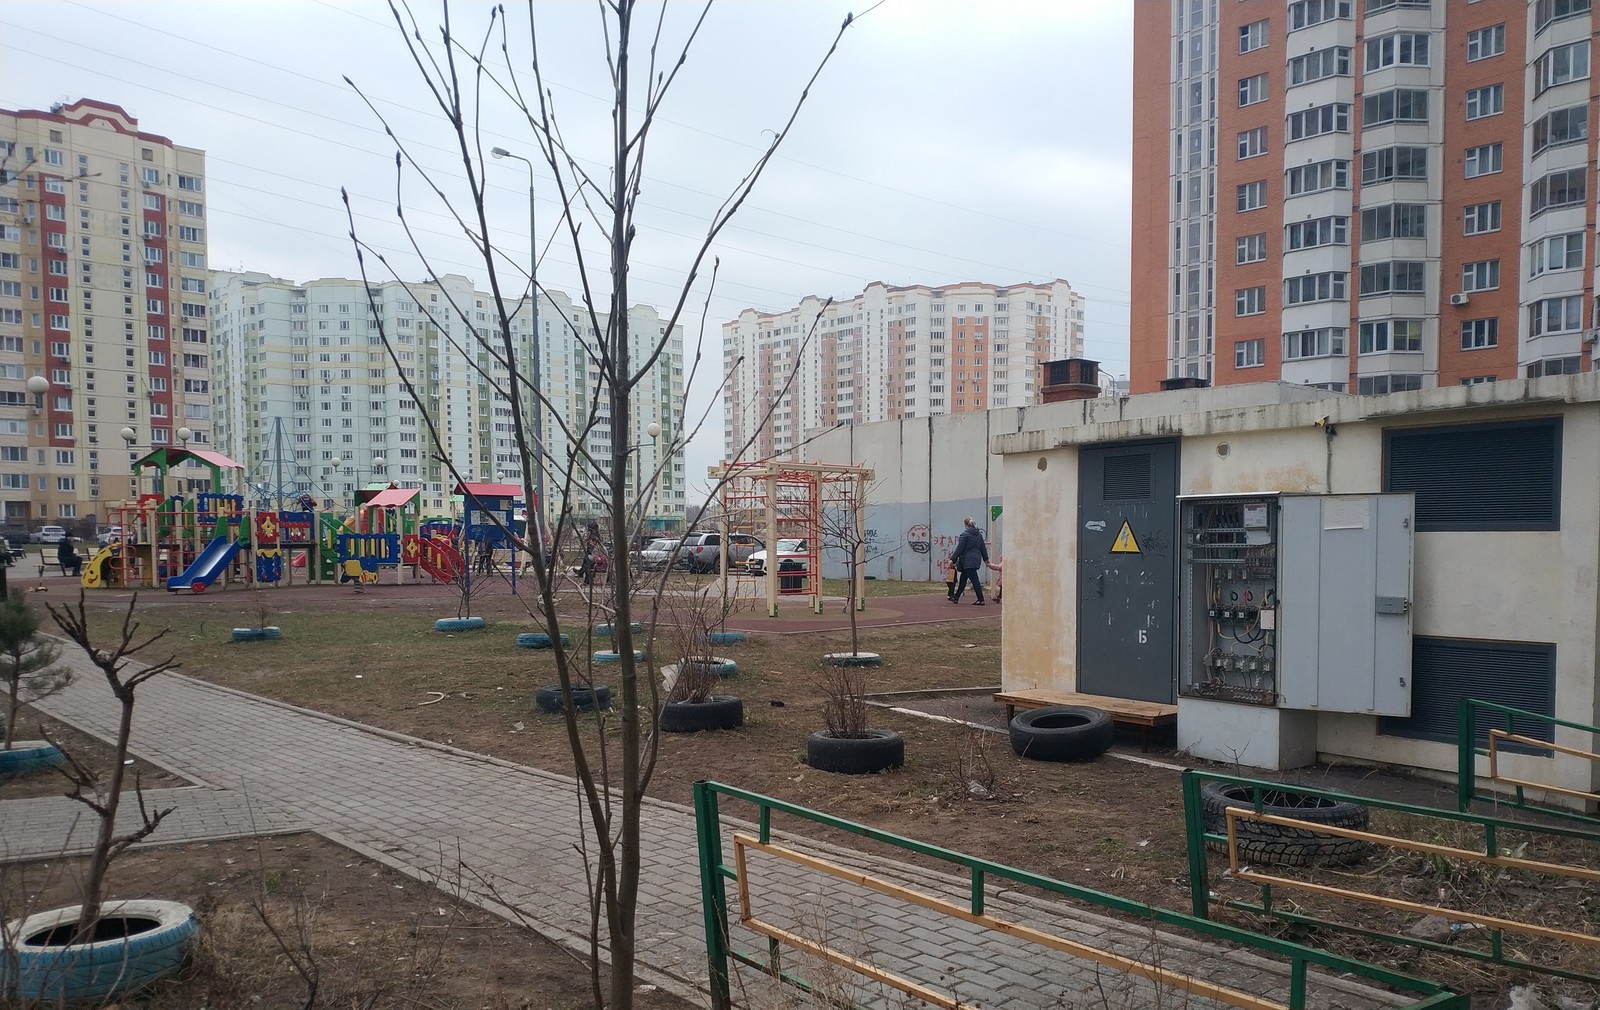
xmin=994 ymin=689 xmax=1178 ymax=751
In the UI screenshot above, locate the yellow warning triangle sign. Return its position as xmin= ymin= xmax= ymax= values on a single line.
xmin=1109 ymin=520 xmax=1141 ymax=554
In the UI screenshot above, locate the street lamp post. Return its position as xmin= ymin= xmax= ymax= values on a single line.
xmin=489 ymin=145 xmax=549 ymax=567
xmin=25 ymin=376 xmax=51 ymax=525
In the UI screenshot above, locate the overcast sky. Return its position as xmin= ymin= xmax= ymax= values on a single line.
xmin=3 ymin=0 xmax=1134 ymax=496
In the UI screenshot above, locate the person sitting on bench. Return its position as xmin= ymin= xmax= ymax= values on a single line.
xmin=57 ymin=536 xmax=83 ymax=577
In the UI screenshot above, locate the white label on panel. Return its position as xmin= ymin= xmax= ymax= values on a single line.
xmin=1322 ymin=496 xmax=1369 ymax=531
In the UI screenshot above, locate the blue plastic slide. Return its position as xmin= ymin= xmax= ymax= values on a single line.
xmin=166 ymin=535 xmax=241 ymax=593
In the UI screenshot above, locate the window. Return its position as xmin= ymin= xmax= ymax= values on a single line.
xmin=1462 ymin=202 xmax=1501 ymax=236
xmin=1382 ymin=639 xmax=1555 ymax=751
xmin=1360 ymin=204 xmax=1426 ymax=241
xmin=1283 ymin=327 xmax=1348 ymax=359
xmin=1384 ymin=419 xmax=1561 ymax=531
xmin=177 ymin=174 xmax=202 ymax=192
xmin=1461 ymin=260 xmax=1500 ymax=293
xmin=1236 ymin=233 xmax=1267 ymax=264
xmin=178 ymin=225 xmax=203 ymax=242
xmin=1234 ymin=339 xmax=1266 ymax=368
xmin=177 ymin=200 xmax=202 ymax=217
xmin=1460 ymin=318 xmax=1498 ymax=350
xmin=43 ymin=149 xmax=63 ymax=167
xmin=1365 ymin=0 xmax=1432 ymax=11
xmin=140 ymin=167 xmax=160 ymax=185
xmin=1365 ymin=33 xmax=1430 ymax=71
xmin=1287 ymin=216 xmax=1349 ymax=249
xmin=1288 ymin=103 xmax=1351 ymax=140
xmin=179 ymin=252 xmax=205 ymax=269
xmin=1288 ymin=46 xmax=1352 ymax=85
xmin=147 ymin=298 xmax=164 ymax=314
xmin=1362 ymin=146 xmax=1428 ymax=184
xmin=1239 ymin=19 xmax=1269 ymax=53
xmin=1237 ymin=127 xmax=1268 ymax=160
xmin=1359 ymin=260 xmax=1426 ymax=296
xmin=1289 ymin=0 xmax=1352 ymax=30
xmin=1529 ymin=295 xmax=1584 ymax=336
xmin=1239 ymin=74 xmax=1268 ymax=106
xmin=1530 ymin=167 xmax=1585 ymax=216
xmin=1357 ymin=373 xmax=1423 ymax=395
xmin=1460 ymin=375 xmax=1497 ymax=386
xmin=1236 ymin=181 xmax=1267 ymax=212
xmin=1464 ymin=84 xmax=1503 ymax=120
xmin=1463 ymin=143 xmax=1503 ymax=178
xmin=1467 ymin=24 xmax=1505 ymax=61
xmin=1534 ymin=41 xmax=1589 ymax=95
xmin=1284 ymin=272 xmax=1347 ymax=305
xmin=1236 ymin=286 xmax=1267 ymax=316
xmin=142 ymin=194 xmax=162 ymax=211
xmin=1359 ymin=318 xmax=1423 ymax=353
xmin=1286 ymin=159 xmax=1350 ymax=196
xmin=1529 ymin=232 xmax=1584 ymax=276
xmin=1532 ymin=105 xmax=1588 ymax=155
xmin=1362 ymin=88 xmax=1429 ymax=127
xmin=1536 ymin=0 xmax=1591 ymax=35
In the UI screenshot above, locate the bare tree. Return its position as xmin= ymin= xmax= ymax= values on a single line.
xmin=342 ymin=4 xmax=857 ymax=1006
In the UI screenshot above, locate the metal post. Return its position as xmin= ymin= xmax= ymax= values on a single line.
xmin=693 ymin=782 xmax=732 ymax=1010
xmin=1457 ymin=699 xmax=1476 ymax=811
xmin=1181 ymin=771 xmax=1211 ymax=918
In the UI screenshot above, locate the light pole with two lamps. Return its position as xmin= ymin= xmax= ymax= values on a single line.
xmin=328 ymin=455 xmax=387 ymax=499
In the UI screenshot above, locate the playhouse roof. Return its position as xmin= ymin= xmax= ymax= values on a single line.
xmin=455 ymin=481 xmax=521 ymax=500
xmin=363 ymin=487 xmax=421 ymax=508
xmin=134 ymin=447 xmax=245 ymax=471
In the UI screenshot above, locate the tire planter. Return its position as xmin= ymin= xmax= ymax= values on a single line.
xmin=660 ymin=696 xmax=744 ymax=733
xmin=516 ymin=631 xmax=571 ymax=649
xmin=707 ymin=631 xmax=746 ymax=645
xmin=3 ymin=900 xmax=199 ymax=1003
xmin=594 ymin=622 xmax=644 ymax=637
xmin=434 ymin=617 xmax=486 ymax=633
xmin=806 ymin=729 xmax=904 ymax=775
xmin=534 ymin=684 xmax=612 ymax=714
xmin=230 ymin=626 xmax=283 ymax=642
xmin=0 ymin=741 xmax=65 ymax=777
xmin=592 ymin=650 xmax=644 ymax=664
xmin=1008 ymin=706 xmax=1114 ymax=763
xmin=1199 ymin=780 xmax=1371 ymax=867
xmin=822 ymin=651 xmax=881 ymax=666
xmin=678 ymin=657 xmax=738 ymax=679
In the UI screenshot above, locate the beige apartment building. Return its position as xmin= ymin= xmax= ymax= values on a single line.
xmin=1132 ymin=1 xmax=1591 ymax=394
xmin=723 ymin=279 xmax=1085 ymax=461
xmin=0 ymin=99 xmax=210 ymax=530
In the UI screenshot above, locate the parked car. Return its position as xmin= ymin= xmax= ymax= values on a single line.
xmin=31 ymin=525 xmax=66 ymax=544
xmin=97 ymin=526 xmax=124 ymax=548
xmin=635 ymin=537 xmax=680 ymax=570
xmin=676 ymin=532 xmax=763 ymax=573
xmin=746 ymin=538 xmax=809 ymax=577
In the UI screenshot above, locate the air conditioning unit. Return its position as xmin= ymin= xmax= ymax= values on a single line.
xmin=1449 ymin=293 xmax=1471 ymax=306
xmin=1584 ymin=328 xmax=1600 ymax=345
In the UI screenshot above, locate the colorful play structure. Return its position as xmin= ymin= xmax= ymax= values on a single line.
xmin=80 ymin=448 xmax=523 ymax=594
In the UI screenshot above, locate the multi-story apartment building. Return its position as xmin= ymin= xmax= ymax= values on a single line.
xmin=211 ymin=271 xmax=686 ymax=525
xmin=723 ymin=279 xmax=1085 ymax=460
xmin=1131 ymin=1 xmax=1593 ymax=393
xmin=0 ymin=99 xmax=210 ymax=529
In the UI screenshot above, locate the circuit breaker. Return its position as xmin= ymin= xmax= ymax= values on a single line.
xmin=1179 ymin=493 xmax=1414 ymax=716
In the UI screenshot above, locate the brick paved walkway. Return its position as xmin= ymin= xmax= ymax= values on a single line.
xmin=2 ymin=647 xmax=1414 ymax=1010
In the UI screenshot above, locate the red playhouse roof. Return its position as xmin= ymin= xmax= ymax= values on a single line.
xmin=363 ymin=487 xmax=421 ymax=508
xmin=455 ymin=481 xmax=521 ymax=499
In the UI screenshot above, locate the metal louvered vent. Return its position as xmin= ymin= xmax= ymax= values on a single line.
xmin=1380 ymin=637 xmax=1555 ymax=752
xmin=1101 ymin=453 xmax=1152 ymax=500
xmin=1383 ymin=418 xmax=1561 ymax=531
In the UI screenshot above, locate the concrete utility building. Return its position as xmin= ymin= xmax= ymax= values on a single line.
xmin=1132 ymin=1 xmax=1594 ymax=393
xmin=806 ymin=374 xmax=1600 ymax=798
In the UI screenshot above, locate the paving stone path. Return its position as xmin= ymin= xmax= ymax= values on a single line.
xmin=2 ymin=648 xmax=1418 ymax=1010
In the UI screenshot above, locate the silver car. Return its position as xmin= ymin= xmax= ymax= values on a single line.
xmin=636 ymin=538 xmax=679 ymax=570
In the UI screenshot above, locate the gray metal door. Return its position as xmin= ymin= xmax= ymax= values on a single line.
xmin=1077 ymin=441 xmax=1179 ymax=703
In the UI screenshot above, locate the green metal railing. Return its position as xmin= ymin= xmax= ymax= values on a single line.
xmin=1457 ymin=698 xmax=1600 ymax=823
xmin=1182 ymin=769 xmax=1600 ymax=986
xmin=695 ymin=780 xmax=1463 ymax=1010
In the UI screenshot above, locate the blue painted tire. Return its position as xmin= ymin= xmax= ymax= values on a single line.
xmin=592 ymin=650 xmax=644 ymax=664
xmin=435 ymin=617 xmax=486 ymax=633
xmin=231 ymin=626 xmax=282 ymax=642
xmin=680 ymin=658 xmax=738 ymax=678
xmin=4 ymin=900 xmax=199 ymax=1002
xmin=593 ymin=622 xmax=644 ymax=637
xmin=0 ymin=742 xmax=65 ymax=777
xmin=708 ymin=631 xmax=746 ymax=645
xmin=516 ymin=632 xmax=571 ymax=649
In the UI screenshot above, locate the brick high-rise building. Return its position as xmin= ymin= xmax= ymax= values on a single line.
xmin=1131 ymin=2 xmax=1593 ymax=394
xmin=723 ymin=279 xmax=1085 ymax=461
xmin=0 ymin=99 xmax=210 ymax=529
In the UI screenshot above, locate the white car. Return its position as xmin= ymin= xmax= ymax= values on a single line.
xmin=746 ymin=538 xmax=809 ymax=577
xmin=32 ymin=525 xmax=66 ymax=544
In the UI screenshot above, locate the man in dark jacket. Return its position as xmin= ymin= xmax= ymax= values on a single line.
xmin=950 ymin=516 xmax=989 ymax=605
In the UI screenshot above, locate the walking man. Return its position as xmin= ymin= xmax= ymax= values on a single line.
xmin=950 ymin=516 xmax=989 ymax=606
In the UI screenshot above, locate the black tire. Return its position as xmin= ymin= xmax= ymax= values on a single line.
xmin=1008 ymin=706 xmax=1114 ymax=762
xmin=806 ymin=729 xmax=904 ymax=775
xmin=660 ymin=696 xmax=744 ymax=733
xmin=534 ymin=684 xmax=612 ymax=714
xmin=8 ymin=899 xmax=199 ymax=1002
xmin=1199 ymin=780 xmax=1371 ymax=867
xmin=822 ymin=652 xmax=881 ymax=667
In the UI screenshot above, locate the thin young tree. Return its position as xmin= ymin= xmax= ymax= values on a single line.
xmin=0 ymin=595 xmax=68 ymax=751
xmin=342 ymin=4 xmax=857 ymax=1007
